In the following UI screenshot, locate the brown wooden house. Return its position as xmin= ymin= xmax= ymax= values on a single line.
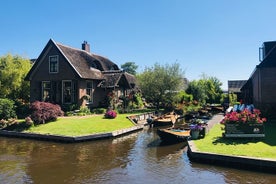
xmin=25 ymin=39 xmax=137 ymax=109
xmin=241 ymin=41 xmax=276 ymax=117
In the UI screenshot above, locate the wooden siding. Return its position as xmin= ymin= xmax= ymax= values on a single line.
xmin=251 ymin=69 xmax=260 ymax=104
xmin=31 ymin=47 xmax=78 ymax=80
xmin=259 ymin=67 xmax=276 ymax=103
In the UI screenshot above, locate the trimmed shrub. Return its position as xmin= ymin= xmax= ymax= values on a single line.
xmin=0 ymin=98 xmax=17 ymax=120
xmin=14 ymin=99 xmax=30 ymax=119
xmin=78 ymin=106 xmax=91 ymax=115
xmin=30 ymin=101 xmax=64 ymax=125
xmin=91 ymin=108 xmax=106 ymax=114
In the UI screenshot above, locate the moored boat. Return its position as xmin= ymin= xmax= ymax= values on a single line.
xmin=157 ymin=127 xmax=190 ymax=143
xmin=152 ymin=112 xmax=178 ymax=127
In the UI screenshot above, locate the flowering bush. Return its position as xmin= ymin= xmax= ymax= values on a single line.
xmin=104 ymin=110 xmax=117 ymax=119
xmin=220 ymin=108 xmax=267 ymax=125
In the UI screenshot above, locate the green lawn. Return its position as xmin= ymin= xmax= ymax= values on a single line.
xmin=24 ymin=114 xmax=135 ymax=136
xmin=193 ymin=122 xmax=276 ymax=159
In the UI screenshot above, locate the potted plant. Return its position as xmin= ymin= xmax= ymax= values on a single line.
xmin=189 ymin=123 xmax=203 ymax=140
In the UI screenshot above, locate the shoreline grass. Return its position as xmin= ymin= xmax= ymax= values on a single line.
xmin=24 ymin=114 xmax=135 ymax=136
xmin=193 ymin=122 xmax=276 ymax=159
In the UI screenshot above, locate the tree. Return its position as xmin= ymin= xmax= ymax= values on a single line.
xmin=121 ymin=62 xmax=138 ymax=75
xmin=137 ymin=62 xmax=184 ymax=109
xmin=186 ymin=74 xmax=223 ymax=104
xmin=0 ymin=54 xmax=31 ymax=101
xmin=186 ymin=80 xmax=206 ymax=103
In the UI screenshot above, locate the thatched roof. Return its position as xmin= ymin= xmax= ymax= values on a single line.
xmin=56 ymin=42 xmax=119 ymax=79
xmin=99 ymin=71 xmax=136 ymax=89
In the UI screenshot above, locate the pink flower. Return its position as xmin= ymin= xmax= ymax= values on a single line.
xmin=221 ymin=108 xmax=266 ymax=124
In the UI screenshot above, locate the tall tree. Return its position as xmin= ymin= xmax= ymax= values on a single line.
xmin=186 ymin=74 xmax=223 ymax=104
xmin=186 ymin=80 xmax=206 ymax=103
xmin=0 ymin=54 xmax=31 ymax=101
xmin=121 ymin=62 xmax=138 ymax=75
xmin=137 ymin=62 xmax=184 ymax=109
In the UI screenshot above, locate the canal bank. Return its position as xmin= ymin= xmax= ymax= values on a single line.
xmin=187 ymin=114 xmax=276 ymax=174
xmin=0 ymin=124 xmax=144 ymax=143
xmin=0 ymin=113 xmax=153 ymax=143
xmin=0 ymin=125 xmax=144 ymax=143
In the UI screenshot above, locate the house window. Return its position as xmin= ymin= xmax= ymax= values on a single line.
xmin=42 ymin=81 xmax=51 ymax=102
xmin=49 ymin=55 xmax=59 ymax=73
xmin=62 ymin=80 xmax=75 ymax=104
xmin=86 ymin=81 xmax=93 ymax=103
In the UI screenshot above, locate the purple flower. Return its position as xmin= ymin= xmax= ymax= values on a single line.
xmin=189 ymin=124 xmax=203 ymax=131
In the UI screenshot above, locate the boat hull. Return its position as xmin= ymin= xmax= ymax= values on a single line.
xmin=153 ymin=119 xmax=173 ymax=127
xmin=157 ymin=128 xmax=190 ymax=143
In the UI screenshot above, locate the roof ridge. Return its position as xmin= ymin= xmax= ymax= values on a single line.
xmin=55 ymin=41 xmax=113 ymax=60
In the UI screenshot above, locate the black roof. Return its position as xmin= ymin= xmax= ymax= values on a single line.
xmin=228 ymin=80 xmax=247 ymax=93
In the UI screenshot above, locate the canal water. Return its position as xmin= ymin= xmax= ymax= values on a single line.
xmin=0 ymin=127 xmax=275 ymax=184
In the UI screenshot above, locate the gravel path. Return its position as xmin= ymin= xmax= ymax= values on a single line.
xmin=205 ymin=113 xmax=225 ymax=132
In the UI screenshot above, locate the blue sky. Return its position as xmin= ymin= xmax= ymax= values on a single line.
xmin=1 ymin=0 xmax=276 ymax=90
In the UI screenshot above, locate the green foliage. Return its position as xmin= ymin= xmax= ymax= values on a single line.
xmin=79 ymin=106 xmax=91 ymax=115
xmin=228 ymin=92 xmax=238 ymax=106
xmin=62 ymin=103 xmax=79 ymax=112
xmin=174 ymin=90 xmax=193 ymax=104
xmin=133 ymin=93 xmax=144 ymax=108
xmin=0 ymin=54 xmax=31 ymax=101
xmin=186 ymin=80 xmax=206 ymax=103
xmin=137 ymin=62 xmax=184 ymax=109
xmin=121 ymin=62 xmax=138 ymax=75
xmin=14 ymin=99 xmax=30 ymax=119
xmin=91 ymin=108 xmax=106 ymax=114
xmin=0 ymin=98 xmax=16 ymax=120
xmin=186 ymin=74 xmax=223 ymax=104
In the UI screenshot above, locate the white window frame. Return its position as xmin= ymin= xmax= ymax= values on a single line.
xmin=49 ymin=55 xmax=59 ymax=73
xmin=42 ymin=81 xmax=51 ymax=101
xmin=62 ymin=80 xmax=74 ymax=104
xmin=86 ymin=81 xmax=94 ymax=104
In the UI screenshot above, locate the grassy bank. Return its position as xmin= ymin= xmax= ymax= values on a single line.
xmin=193 ymin=122 xmax=276 ymax=159
xmin=24 ymin=114 xmax=135 ymax=136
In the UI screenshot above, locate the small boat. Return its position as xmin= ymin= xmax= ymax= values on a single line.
xmin=152 ymin=113 xmax=178 ymax=127
xmin=157 ymin=127 xmax=191 ymax=143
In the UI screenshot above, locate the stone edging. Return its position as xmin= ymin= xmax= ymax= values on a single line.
xmin=0 ymin=125 xmax=144 ymax=143
xmin=187 ymin=140 xmax=276 ymax=174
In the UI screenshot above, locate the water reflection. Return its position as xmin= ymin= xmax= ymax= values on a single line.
xmin=0 ymin=127 xmax=275 ymax=184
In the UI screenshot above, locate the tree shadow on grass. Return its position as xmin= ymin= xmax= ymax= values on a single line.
xmin=212 ymin=123 xmax=276 ymax=146
xmin=212 ymin=136 xmax=264 ymax=145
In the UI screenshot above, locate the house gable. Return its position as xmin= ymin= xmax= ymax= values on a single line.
xmin=25 ymin=39 xmax=82 ymax=81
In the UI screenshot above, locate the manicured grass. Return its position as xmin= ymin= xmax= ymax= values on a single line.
xmin=24 ymin=114 xmax=135 ymax=136
xmin=193 ymin=122 xmax=276 ymax=159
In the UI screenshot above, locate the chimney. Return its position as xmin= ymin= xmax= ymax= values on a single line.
xmin=82 ymin=41 xmax=90 ymax=52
